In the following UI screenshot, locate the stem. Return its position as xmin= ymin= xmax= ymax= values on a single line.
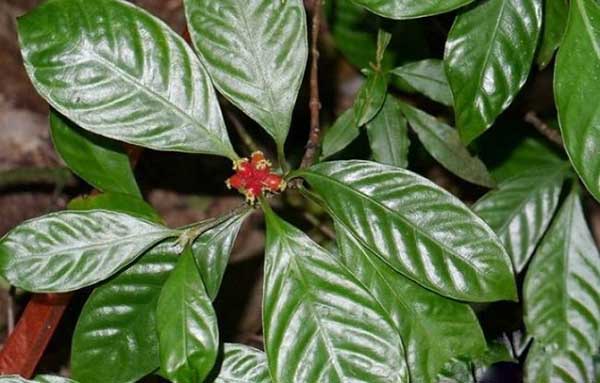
xmin=524 ymin=111 xmax=563 ymax=149
xmin=299 ymin=0 xmax=322 ymax=169
xmin=0 ymin=167 xmax=76 ymax=190
xmin=277 ymin=143 xmax=289 ymax=173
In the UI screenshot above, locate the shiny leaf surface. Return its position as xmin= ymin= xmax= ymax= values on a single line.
xmin=157 ymin=247 xmax=218 ymax=383
xmin=213 ymin=343 xmax=271 ymax=383
xmin=263 ymin=207 xmax=409 ymax=383
xmin=184 ymin=0 xmax=307 ymax=148
xmin=192 ymin=212 xmax=248 ymax=301
xmin=536 ymin=0 xmax=568 ymax=69
xmin=0 ymin=377 xmax=77 ymax=383
xmin=397 ymin=101 xmax=494 ymax=187
xmin=336 ymin=223 xmax=486 ymax=383
xmin=320 ymin=108 xmax=358 ymax=159
xmin=50 ymin=111 xmax=140 ymax=197
xmin=71 ymin=241 xmax=179 ymax=383
xmin=524 ymin=189 xmax=600 ymax=382
xmin=366 ymin=96 xmax=410 ymax=168
xmin=445 ymin=0 xmax=542 ymax=143
xmin=350 ymin=0 xmax=475 ymax=19
xmin=354 ymin=71 xmax=387 ymax=127
xmin=473 ymin=166 xmax=567 ymax=272
xmin=391 ymin=59 xmax=453 ymax=106
xmin=18 ymin=0 xmax=236 ymax=157
xmin=555 ymin=0 xmax=600 ymax=203
xmin=68 ymin=193 xmax=162 ymax=223
xmin=0 ymin=210 xmax=176 ymax=292
xmin=298 ymin=160 xmax=517 ymax=302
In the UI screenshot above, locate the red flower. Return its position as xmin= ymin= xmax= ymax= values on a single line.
xmin=226 ymin=151 xmax=286 ymax=202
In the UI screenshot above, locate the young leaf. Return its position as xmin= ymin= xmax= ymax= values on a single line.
xmin=71 ymin=241 xmax=179 ymax=383
xmin=50 ymin=112 xmax=140 ymax=198
xmin=536 ymin=0 xmax=568 ymax=69
xmin=473 ymin=166 xmax=567 ymax=272
xmin=320 ymin=108 xmax=358 ymax=159
xmin=297 ymin=160 xmax=517 ymax=302
xmin=192 ymin=212 xmax=249 ymax=301
xmin=213 ymin=343 xmax=271 ymax=383
xmin=555 ymin=0 xmax=600 ymax=203
xmin=184 ymin=0 xmax=307 ymax=149
xmin=391 ymin=59 xmax=453 ymax=106
xmin=524 ymin=189 xmax=600 ymax=382
xmin=157 ymin=247 xmax=219 ymax=383
xmin=350 ymin=0 xmax=475 ymax=19
xmin=0 ymin=210 xmax=176 ymax=292
xmin=18 ymin=0 xmax=236 ymax=158
xmin=445 ymin=0 xmax=543 ymax=143
xmin=397 ymin=101 xmax=494 ymax=187
xmin=263 ymin=207 xmax=409 ymax=383
xmin=68 ymin=193 xmax=162 ymax=223
xmin=366 ymin=96 xmax=410 ymax=168
xmin=336 ymin=223 xmax=486 ymax=383
xmin=354 ymin=70 xmax=388 ymax=127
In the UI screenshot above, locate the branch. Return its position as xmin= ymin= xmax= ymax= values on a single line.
xmin=524 ymin=111 xmax=564 ymax=149
xmin=299 ymin=0 xmax=322 ymax=169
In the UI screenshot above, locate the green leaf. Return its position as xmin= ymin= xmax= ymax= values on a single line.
xmin=555 ymin=0 xmax=600 ymax=203
xmin=437 ymin=359 xmax=474 ymax=383
xmin=184 ymin=0 xmax=307 ymax=149
xmin=391 ymin=59 xmax=453 ymax=106
xmin=354 ymin=71 xmax=388 ymax=127
xmin=536 ymin=0 xmax=568 ymax=69
xmin=524 ymin=189 xmax=600 ymax=382
xmin=445 ymin=0 xmax=543 ymax=143
xmin=262 ymin=206 xmax=409 ymax=383
xmin=297 ymin=160 xmax=517 ymax=302
xmin=192 ymin=212 xmax=248 ymax=301
xmin=50 ymin=111 xmax=140 ymax=197
xmin=68 ymin=193 xmax=162 ymax=223
xmin=18 ymin=0 xmax=236 ymax=158
xmin=336 ymin=223 xmax=486 ymax=383
xmin=0 ymin=210 xmax=176 ymax=292
xmin=473 ymin=340 xmax=516 ymax=378
xmin=366 ymin=96 xmax=410 ymax=168
xmin=320 ymin=108 xmax=358 ymax=159
xmin=0 ymin=377 xmax=77 ymax=383
xmin=473 ymin=166 xmax=567 ymax=272
xmin=71 ymin=241 xmax=179 ymax=383
xmin=213 ymin=343 xmax=271 ymax=383
xmin=350 ymin=0 xmax=475 ymax=19
xmin=157 ymin=247 xmax=219 ymax=383
xmin=397 ymin=101 xmax=494 ymax=187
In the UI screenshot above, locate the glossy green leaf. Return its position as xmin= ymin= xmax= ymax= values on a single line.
xmin=320 ymin=108 xmax=358 ymax=159
xmin=18 ymin=0 xmax=236 ymax=158
xmin=50 ymin=111 xmax=140 ymax=197
xmin=157 ymin=247 xmax=219 ymax=383
xmin=68 ymin=193 xmax=162 ymax=223
xmin=0 ymin=210 xmax=176 ymax=292
xmin=192 ymin=212 xmax=248 ymax=301
xmin=354 ymin=71 xmax=387 ymax=127
xmin=0 ymin=377 xmax=77 ymax=383
xmin=336 ymin=223 xmax=486 ymax=383
xmin=397 ymin=101 xmax=494 ymax=187
xmin=473 ymin=166 xmax=567 ymax=272
xmin=350 ymin=0 xmax=475 ymax=19
xmin=366 ymin=96 xmax=410 ymax=168
xmin=524 ymin=189 xmax=600 ymax=382
xmin=391 ymin=59 xmax=453 ymax=106
xmin=263 ymin=206 xmax=409 ymax=383
xmin=184 ymin=0 xmax=307 ymax=148
xmin=438 ymin=341 xmax=515 ymax=382
xmin=297 ymin=160 xmax=516 ymax=302
xmin=213 ymin=343 xmax=271 ymax=383
xmin=473 ymin=340 xmax=516 ymax=378
xmin=555 ymin=0 xmax=600 ymax=203
xmin=445 ymin=0 xmax=543 ymax=143
xmin=71 ymin=241 xmax=179 ymax=383
xmin=536 ymin=0 xmax=568 ymax=69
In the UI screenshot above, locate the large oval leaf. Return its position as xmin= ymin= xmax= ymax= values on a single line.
xmin=350 ymin=0 xmax=475 ymax=19
xmin=366 ymin=96 xmax=410 ymax=168
xmin=0 ymin=210 xmax=176 ymax=292
xmin=50 ymin=112 xmax=140 ymax=197
xmin=391 ymin=59 xmax=453 ymax=106
xmin=555 ymin=0 xmax=600 ymax=203
xmin=184 ymin=0 xmax=307 ymax=149
xmin=536 ymin=0 xmax=568 ymax=69
xmin=263 ymin=206 xmax=409 ymax=383
xmin=473 ymin=166 xmax=567 ymax=272
xmin=336 ymin=223 xmax=486 ymax=383
xmin=68 ymin=193 xmax=162 ymax=223
xmin=71 ymin=241 xmax=178 ymax=383
xmin=213 ymin=343 xmax=271 ymax=383
xmin=297 ymin=160 xmax=516 ymax=302
xmin=18 ymin=0 xmax=236 ymax=158
xmin=445 ymin=0 xmax=542 ymax=143
xmin=157 ymin=247 xmax=219 ymax=383
xmin=524 ymin=189 xmax=600 ymax=382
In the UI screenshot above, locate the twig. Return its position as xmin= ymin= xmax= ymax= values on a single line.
xmin=299 ymin=0 xmax=323 ymax=169
xmin=225 ymin=110 xmax=260 ymax=155
xmin=524 ymin=111 xmax=563 ymax=149
xmin=0 ymin=167 xmax=76 ymax=190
